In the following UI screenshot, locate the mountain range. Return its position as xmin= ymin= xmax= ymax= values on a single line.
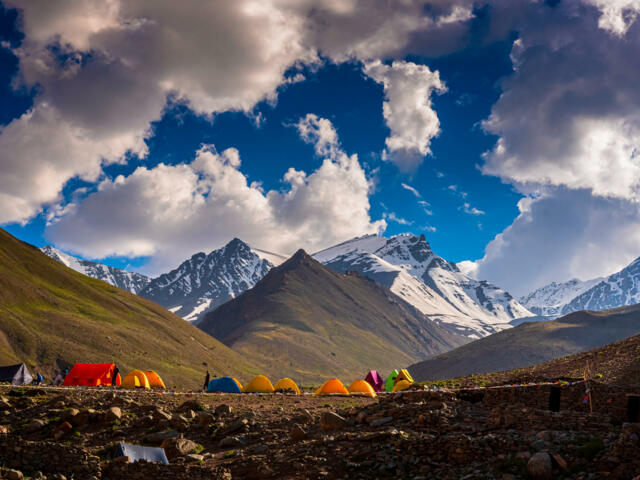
xmin=314 ymin=234 xmax=533 ymax=338
xmin=3 ymin=229 xmax=256 ymax=388
xmin=520 ymin=255 xmax=640 ymax=318
xmin=409 ymin=302 xmax=640 ymax=382
xmin=198 ymin=249 xmax=468 ymax=383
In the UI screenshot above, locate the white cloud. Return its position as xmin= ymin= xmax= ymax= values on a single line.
xmin=46 ymin=116 xmax=385 ymax=272
xmin=383 ymin=212 xmax=413 ymax=225
xmin=418 ymin=200 xmax=433 ymax=216
xmin=295 ymin=113 xmax=340 ymax=158
xmin=466 ymin=189 xmax=640 ymax=296
xmin=585 ymin=0 xmax=640 ymax=35
xmin=460 ymin=202 xmax=485 ymax=216
xmin=364 ymin=59 xmax=446 ymax=172
xmin=401 ymin=183 xmax=422 ymax=198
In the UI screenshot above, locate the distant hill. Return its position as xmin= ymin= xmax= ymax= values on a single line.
xmin=409 ymin=303 xmax=640 ymax=382
xmin=0 ymin=228 xmax=256 ymax=388
xmin=199 ymin=250 xmax=468 ymax=383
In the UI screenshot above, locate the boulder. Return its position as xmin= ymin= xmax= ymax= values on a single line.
xmin=179 ymin=400 xmax=205 ymax=412
xmin=161 ymin=437 xmax=199 ymax=459
xmin=105 ymin=407 xmax=122 ymax=422
xmin=26 ymin=419 xmax=47 ymax=432
xmin=290 ymin=424 xmax=307 ymax=442
xmin=61 ymin=408 xmax=79 ymax=421
xmin=527 ymin=452 xmax=553 ymax=480
xmin=195 ymin=411 xmax=216 ymax=425
xmin=144 ymin=429 xmax=180 ymax=443
xmin=215 ymin=404 xmax=232 ymax=416
xmin=320 ymin=412 xmax=349 ymax=431
xmin=6 ymin=469 xmax=23 ymax=480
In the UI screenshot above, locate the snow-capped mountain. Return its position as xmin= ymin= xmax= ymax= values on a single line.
xmin=559 ymin=257 xmax=640 ymax=315
xmin=40 ymin=246 xmax=151 ymax=294
xmin=519 ymin=278 xmax=604 ymax=317
xmin=314 ymin=234 xmax=533 ymax=338
xmin=138 ymin=238 xmax=273 ymax=322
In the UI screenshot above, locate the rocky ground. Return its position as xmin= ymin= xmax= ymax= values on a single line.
xmin=0 ymin=385 xmax=639 ymax=479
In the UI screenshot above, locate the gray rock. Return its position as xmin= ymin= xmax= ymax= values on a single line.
xmin=161 ymin=437 xmax=199 ymax=459
xmin=219 ymin=436 xmax=243 ymax=448
xmin=195 ymin=411 xmax=215 ymax=425
xmin=215 ymin=404 xmax=232 ymax=416
xmin=370 ymin=417 xmax=393 ymax=427
xmin=144 ymin=429 xmax=180 ymax=443
xmin=105 ymin=406 xmax=122 ymax=422
xmin=186 ymin=454 xmax=204 ymax=462
xmin=290 ymin=424 xmax=307 ymax=442
xmin=527 ymin=452 xmax=553 ymax=480
xmin=6 ymin=469 xmax=23 ymax=480
xmin=320 ymin=411 xmax=349 ymax=431
xmin=26 ymin=419 xmax=47 ymax=432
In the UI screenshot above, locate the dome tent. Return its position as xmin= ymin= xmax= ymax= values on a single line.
xmin=364 ymin=370 xmax=384 ymax=392
xmin=396 ymin=369 xmax=414 ymax=385
xmin=314 ymin=378 xmax=349 ymax=396
xmin=207 ymin=376 xmax=242 ymax=393
xmin=243 ymin=375 xmax=275 ymax=393
xmin=63 ymin=363 xmax=120 ymax=387
xmin=121 ymin=370 xmax=150 ymax=389
xmin=348 ymin=380 xmax=377 ymax=397
xmin=144 ymin=370 xmax=166 ymax=389
xmin=393 ymin=379 xmax=412 ymax=392
xmin=385 ymin=370 xmax=399 ymax=392
xmin=274 ymin=377 xmax=301 ymax=394
xmin=0 ymin=363 xmax=32 ymax=386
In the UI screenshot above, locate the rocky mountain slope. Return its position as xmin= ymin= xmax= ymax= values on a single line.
xmin=0 ymin=228 xmax=256 ymax=388
xmin=138 ymin=238 xmax=273 ymax=322
xmin=409 ymin=303 xmax=640 ymax=382
xmin=519 ymin=277 xmax=603 ymax=317
xmin=40 ymin=246 xmax=151 ymax=294
xmin=314 ymin=234 xmax=533 ymax=338
xmin=199 ymin=250 xmax=468 ymax=383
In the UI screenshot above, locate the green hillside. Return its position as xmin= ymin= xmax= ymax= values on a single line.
xmin=199 ymin=250 xmax=467 ymax=383
xmin=0 ymin=228 xmax=257 ymax=388
xmin=409 ymin=303 xmax=640 ymax=382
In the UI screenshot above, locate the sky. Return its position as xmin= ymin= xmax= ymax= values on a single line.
xmin=1 ymin=0 xmax=640 ymax=297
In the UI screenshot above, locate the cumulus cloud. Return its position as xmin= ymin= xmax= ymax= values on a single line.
xmin=46 ymin=116 xmax=385 ymax=272
xmin=482 ymin=1 xmax=640 ymax=201
xmin=460 ymin=203 xmax=485 ymax=216
xmin=465 ymin=189 xmax=640 ymax=296
xmin=364 ymin=60 xmax=446 ymax=172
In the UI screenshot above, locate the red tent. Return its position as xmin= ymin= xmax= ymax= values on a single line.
xmin=63 ymin=363 xmax=121 ymax=387
xmin=364 ymin=370 xmax=384 ymax=392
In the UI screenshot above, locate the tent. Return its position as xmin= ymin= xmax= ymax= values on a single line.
xmin=232 ymin=377 xmax=243 ymax=390
xmin=385 ymin=370 xmax=399 ymax=392
xmin=274 ymin=377 xmax=301 ymax=394
xmin=314 ymin=378 xmax=349 ymax=396
xmin=364 ymin=370 xmax=384 ymax=392
xmin=392 ymin=379 xmax=412 ymax=392
xmin=0 ymin=363 xmax=33 ymax=386
xmin=63 ymin=363 xmax=120 ymax=387
xmin=144 ymin=371 xmax=166 ymax=389
xmin=115 ymin=442 xmax=168 ymax=464
xmin=396 ymin=369 xmax=414 ymax=385
xmin=243 ymin=375 xmax=275 ymax=393
xmin=348 ymin=380 xmax=377 ymax=398
xmin=121 ymin=370 xmax=150 ymax=389
xmin=207 ymin=376 xmax=242 ymax=393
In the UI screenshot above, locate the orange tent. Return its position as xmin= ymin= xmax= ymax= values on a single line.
xmin=314 ymin=378 xmax=349 ymax=396
xmin=348 ymin=380 xmax=377 ymax=397
xmin=63 ymin=363 xmax=120 ymax=387
xmin=274 ymin=377 xmax=301 ymax=394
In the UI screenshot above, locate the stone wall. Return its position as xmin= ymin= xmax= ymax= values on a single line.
xmin=102 ymin=461 xmax=230 ymax=479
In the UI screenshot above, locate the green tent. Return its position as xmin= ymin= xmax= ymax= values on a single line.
xmin=385 ymin=369 xmax=399 ymax=392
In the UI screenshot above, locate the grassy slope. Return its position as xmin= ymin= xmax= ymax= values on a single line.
xmin=0 ymin=228 xmax=257 ymax=388
xmin=409 ymin=303 xmax=640 ymax=382
xmin=199 ymin=250 xmax=467 ymax=384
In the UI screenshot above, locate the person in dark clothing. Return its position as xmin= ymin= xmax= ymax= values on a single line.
xmin=64 ymin=367 xmax=69 ymax=378
xmin=35 ymin=373 xmax=43 ymax=385
xmin=112 ymin=365 xmax=119 ymax=386
xmin=203 ymin=370 xmax=210 ymax=391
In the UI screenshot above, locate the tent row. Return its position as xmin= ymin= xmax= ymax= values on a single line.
xmin=206 ymin=369 xmax=416 ymax=397
xmin=63 ymin=364 xmax=165 ymax=389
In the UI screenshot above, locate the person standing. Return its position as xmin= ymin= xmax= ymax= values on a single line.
xmin=35 ymin=372 xmax=43 ymax=385
xmin=203 ymin=370 xmax=210 ymax=391
xmin=112 ymin=364 xmax=119 ymax=387
xmin=63 ymin=367 xmax=69 ymax=378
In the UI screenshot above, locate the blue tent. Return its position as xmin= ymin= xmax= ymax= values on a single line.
xmin=115 ymin=443 xmax=169 ymax=464
xmin=207 ymin=376 xmax=242 ymax=393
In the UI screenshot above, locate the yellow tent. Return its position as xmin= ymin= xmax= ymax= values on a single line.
xmin=121 ymin=369 xmax=150 ymax=389
xmin=274 ymin=377 xmax=301 ymax=394
xmin=314 ymin=378 xmax=349 ymax=396
xmin=348 ymin=379 xmax=377 ymax=397
xmin=395 ymin=369 xmax=414 ymax=385
xmin=232 ymin=377 xmax=243 ymax=390
xmin=242 ymin=375 xmax=275 ymax=393
xmin=144 ymin=370 xmax=166 ymax=389
xmin=392 ymin=379 xmax=412 ymax=392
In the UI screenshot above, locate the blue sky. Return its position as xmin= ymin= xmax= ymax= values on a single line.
xmin=1 ymin=1 xmax=640 ymax=295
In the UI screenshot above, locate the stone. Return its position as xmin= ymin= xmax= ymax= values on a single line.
xmin=219 ymin=436 xmax=243 ymax=448
xmin=144 ymin=429 xmax=180 ymax=443
xmin=551 ymin=453 xmax=568 ymax=471
xmin=195 ymin=411 xmax=215 ymax=425
xmin=250 ymin=444 xmax=268 ymax=454
xmin=370 ymin=417 xmax=393 ymax=427
xmin=6 ymin=469 xmax=23 ymax=480
xmin=0 ymin=425 xmax=9 ymax=434
xmin=153 ymin=408 xmax=171 ymax=421
xmin=290 ymin=424 xmax=307 ymax=442
xmin=527 ymin=452 xmax=553 ymax=480
xmin=105 ymin=406 xmax=122 ymax=422
xmin=320 ymin=411 xmax=350 ymax=431
xmin=225 ymin=418 xmax=249 ymax=434
xmin=53 ymin=421 xmax=73 ymax=440
xmin=356 ymin=411 xmax=368 ymax=424
xmin=26 ymin=418 xmax=47 ymax=432
xmin=215 ymin=404 xmax=232 ymax=416
xmin=71 ymin=411 xmax=90 ymax=427
xmin=179 ymin=400 xmax=205 ymax=412
xmin=161 ymin=437 xmax=199 ymax=459
xmin=0 ymin=397 xmax=12 ymax=410
xmin=186 ymin=454 xmax=204 ymax=462
xmin=426 ymin=400 xmax=446 ymax=410
xmin=113 ymin=455 xmax=130 ymax=463
xmin=61 ymin=408 xmax=79 ymax=421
